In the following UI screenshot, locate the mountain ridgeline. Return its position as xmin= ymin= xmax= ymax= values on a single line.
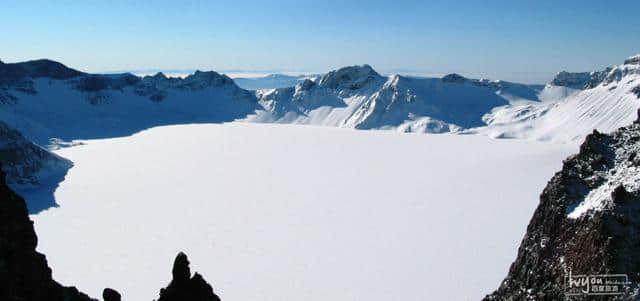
xmin=0 ymin=59 xmax=536 ymax=147
xmin=1 ymin=55 xmax=638 ymax=148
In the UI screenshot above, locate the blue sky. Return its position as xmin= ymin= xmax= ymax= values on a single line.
xmin=2 ymin=0 xmax=639 ymax=83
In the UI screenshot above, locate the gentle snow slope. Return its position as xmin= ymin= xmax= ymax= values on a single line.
xmin=32 ymin=123 xmax=573 ymax=301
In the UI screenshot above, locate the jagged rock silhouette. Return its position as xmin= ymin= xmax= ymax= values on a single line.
xmin=157 ymin=252 xmax=222 ymax=301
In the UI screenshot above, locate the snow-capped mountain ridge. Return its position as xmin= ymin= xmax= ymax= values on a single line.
xmin=250 ymin=66 xmax=548 ymax=132
xmin=549 ymin=54 xmax=640 ymax=90
xmin=2 ymin=55 xmax=638 ymax=148
xmin=317 ymin=64 xmax=382 ymax=91
xmin=2 ymin=55 xmax=638 ymax=212
xmin=550 ymin=69 xmax=611 ymax=89
xmin=0 ymin=62 xmax=259 ymax=147
xmin=478 ymin=55 xmax=640 ymax=143
xmin=624 ymin=54 xmax=640 ymax=65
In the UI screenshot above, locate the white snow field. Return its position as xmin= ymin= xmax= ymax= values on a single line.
xmin=32 ymin=123 xmax=574 ymax=301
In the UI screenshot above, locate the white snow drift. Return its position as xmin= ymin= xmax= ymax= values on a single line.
xmin=32 ymin=123 xmax=573 ymax=301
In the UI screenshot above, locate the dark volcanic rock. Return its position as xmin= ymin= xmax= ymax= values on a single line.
xmin=102 ymin=288 xmax=121 ymax=301
xmin=158 ymin=252 xmax=222 ymax=301
xmin=73 ymin=73 xmax=140 ymax=93
xmin=551 ymin=69 xmax=611 ymax=89
xmin=632 ymin=85 xmax=640 ymax=99
xmin=624 ymin=55 xmax=640 ymax=66
xmin=441 ymin=73 xmax=467 ymax=83
xmin=484 ymin=117 xmax=640 ymax=300
xmin=0 ymin=162 xmax=94 ymax=301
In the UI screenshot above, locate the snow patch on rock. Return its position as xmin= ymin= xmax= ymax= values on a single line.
xmin=567 ymin=125 xmax=640 ymax=218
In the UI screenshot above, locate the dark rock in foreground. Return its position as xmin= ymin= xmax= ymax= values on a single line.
xmin=484 ymin=113 xmax=640 ymax=300
xmin=102 ymin=288 xmax=121 ymax=301
xmin=0 ymin=162 xmax=94 ymax=301
xmin=0 ymin=154 xmax=224 ymax=301
xmin=157 ymin=252 xmax=222 ymax=301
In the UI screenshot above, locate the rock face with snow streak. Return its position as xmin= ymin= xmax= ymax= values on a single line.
xmin=551 ymin=69 xmax=611 ymax=89
xmin=0 ymin=120 xmax=72 ymax=189
xmin=624 ymin=55 xmax=640 ymax=66
xmin=549 ymin=54 xmax=640 ymax=91
xmin=0 ymin=163 xmax=94 ymax=301
xmin=483 ymin=113 xmax=640 ymax=300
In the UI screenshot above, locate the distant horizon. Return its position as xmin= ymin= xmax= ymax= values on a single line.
xmin=2 ymin=55 xmax=637 ymax=85
xmin=3 ymin=0 xmax=639 ymax=85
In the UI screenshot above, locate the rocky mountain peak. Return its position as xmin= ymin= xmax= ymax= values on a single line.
xmin=624 ymin=54 xmax=640 ymax=66
xmin=296 ymin=78 xmax=317 ymax=92
xmin=550 ymin=54 xmax=640 ymax=90
xmin=484 ymin=111 xmax=640 ymax=300
xmin=172 ymin=252 xmax=191 ymax=284
xmin=441 ymin=73 xmax=467 ymax=83
xmin=153 ymin=72 xmax=168 ymax=79
xmin=180 ymin=70 xmax=235 ymax=89
xmin=318 ymin=64 xmax=381 ymax=90
xmin=550 ymin=69 xmax=611 ymax=89
xmin=0 ymin=59 xmax=85 ymax=86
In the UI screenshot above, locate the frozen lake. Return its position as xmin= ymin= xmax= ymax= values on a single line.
xmin=32 ymin=123 xmax=574 ymax=301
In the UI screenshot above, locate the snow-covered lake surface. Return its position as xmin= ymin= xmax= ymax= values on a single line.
xmin=32 ymin=123 xmax=574 ymax=301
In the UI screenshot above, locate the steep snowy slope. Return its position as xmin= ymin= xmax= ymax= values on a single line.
xmin=0 ymin=120 xmax=71 ymax=190
xmin=478 ymin=55 xmax=640 ymax=143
